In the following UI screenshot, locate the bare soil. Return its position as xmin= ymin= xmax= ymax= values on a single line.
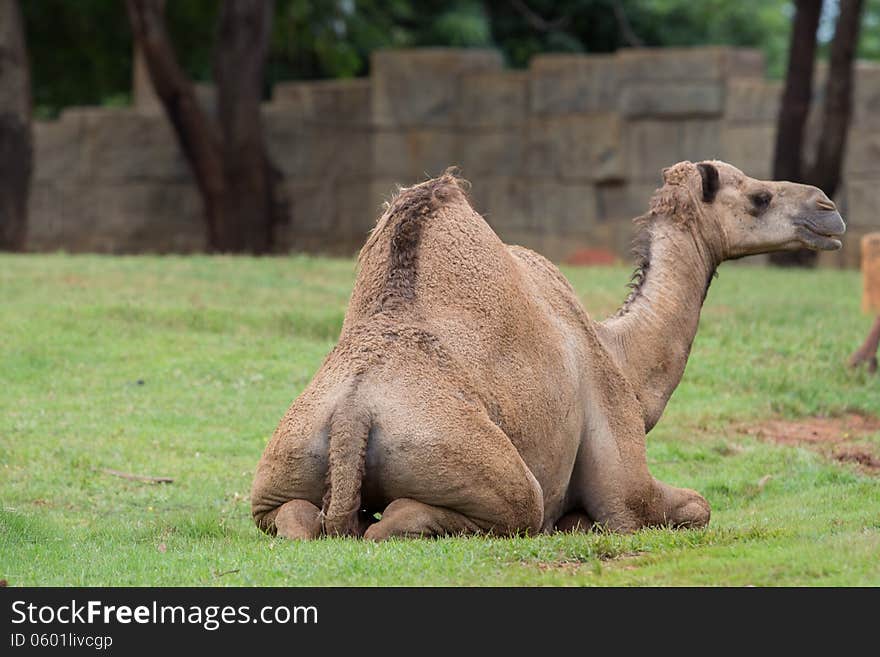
xmin=563 ymin=248 xmax=618 ymax=266
xmin=735 ymin=413 xmax=880 ymax=474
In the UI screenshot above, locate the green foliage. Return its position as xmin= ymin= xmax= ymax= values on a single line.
xmin=485 ymin=0 xmax=794 ymax=75
xmin=22 ymin=0 xmax=133 ymax=117
xmin=21 ymin=0 xmax=880 ymax=115
xmin=859 ymin=0 xmax=880 ymax=60
xmin=0 ymin=255 xmax=877 ymax=586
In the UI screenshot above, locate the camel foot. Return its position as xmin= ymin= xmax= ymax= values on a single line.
xmin=274 ymin=500 xmax=322 ymax=540
xmin=655 ymin=482 xmax=711 ymax=529
xmin=555 ymin=510 xmax=594 ymax=533
xmin=363 ymin=498 xmax=487 ymax=540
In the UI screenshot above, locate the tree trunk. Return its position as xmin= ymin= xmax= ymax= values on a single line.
xmin=770 ymin=0 xmax=823 ymax=267
xmin=807 ymin=0 xmax=864 ymax=197
xmin=126 ymin=0 xmax=283 ymax=253
xmin=0 ymin=0 xmax=32 ymax=251
xmin=773 ymin=0 xmax=823 ymax=184
xmin=772 ymin=0 xmax=865 ymax=268
xmin=214 ymin=0 xmax=279 ymax=254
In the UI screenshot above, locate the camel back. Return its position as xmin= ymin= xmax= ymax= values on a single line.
xmin=345 ymin=173 xmax=531 ymax=338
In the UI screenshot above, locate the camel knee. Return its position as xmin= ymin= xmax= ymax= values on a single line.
xmin=250 ymin=477 xmax=297 ymax=535
xmin=490 ymin=477 xmax=544 ymax=535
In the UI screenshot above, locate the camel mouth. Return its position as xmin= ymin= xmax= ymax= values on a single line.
xmin=794 ymin=212 xmax=845 ymax=251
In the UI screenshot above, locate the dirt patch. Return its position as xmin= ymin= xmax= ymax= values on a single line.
xmin=526 ymin=550 xmax=646 ymax=575
xmin=564 ymin=248 xmax=618 ymax=266
xmin=735 ymin=413 xmax=880 ymax=474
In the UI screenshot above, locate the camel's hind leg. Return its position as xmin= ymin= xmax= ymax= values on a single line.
xmin=274 ymin=500 xmax=322 ymax=540
xmin=362 ymin=382 xmax=545 ymax=540
xmin=364 ymin=499 xmax=484 ymax=540
xmin=555 ymin=510 xmax=594 ymax=533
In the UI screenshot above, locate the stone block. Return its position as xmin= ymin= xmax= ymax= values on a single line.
xmin=366 ymin=178 xmax=405 ymax=219
xmin=371 ymin=128 xmax=459 ymax=179
xmin=529 ymin=180 xmax=597 ymax=238
xmin=619 ymin=82 xmax=723 ymax=118
xmin=725 ymin=78 xmax=782 ymax=123
xmin=720 ymin=123 xmax=775 ymax=180
xmin=469 ymin=176 xmax=533 ymax=232
xmin=596 ymin=181 xmax=659 ymax=223
xmin=371 ymin=49 xmax=503 ymax=127
xmin=32 ymin=116 xmax=86 ymax=183
xmin=852 ymin=62 xmax=880 ymax=126
xmin=590 ymin=219 xmax=639 ymax=262
xmin=277 ymin=179 xmax=372 ymax=256
xmin=458 ymin=129 xmax=525 ymax=177
xmin=527 ymin=113 xmax=624 ymax=182
xmin=283 ymin=180 xmax=338 ymax=234
xmin=59 ymin=107 xmax=190 ymax=182
xmin=28 ymin=182 xmax=204 ymax=253
xmin=103 ymin=183 xmax=205 ymax=252
xmin=624 ymin=120 xmax=681 ymax=182
xmin=617 ymin=47 xmax=763 ymax=81
xmin=529 ymin=54 xmax=618 ymax=115
xmin=680 ymin=119 xmax=723 ymax=162
xmin=272 ymin=78 xmax=371 ymax=124
xmin=336 ymin=180 xmax=378 ymax=243
xmin=264 ymin=109 xmax=372 ymax=178
xmin=726 ymin=49 xmax=767 ymax=78
xmin=458 ymin=71 xmax=527 ymax=128
xmin=844 ymin=128 xmax=880 ymax=176
xmin=845 ymin=178 xmax=880 ymax=230
xmin=26 ymin=182 xmax=80 ymax=249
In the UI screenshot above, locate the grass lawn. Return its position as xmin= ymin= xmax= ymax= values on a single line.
xmin=1 ymin=253 xmax=878 ymax=586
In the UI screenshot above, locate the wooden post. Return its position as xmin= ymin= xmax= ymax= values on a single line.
xmin=861 ymin=232 xmax=880 ymax=313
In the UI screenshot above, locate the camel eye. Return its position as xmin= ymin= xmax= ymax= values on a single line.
xmin=749 ymin=191 xmax=772 ymax=212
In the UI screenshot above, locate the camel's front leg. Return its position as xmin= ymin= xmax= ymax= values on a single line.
xmin=570 ymin=384 xmax=710 ymax=532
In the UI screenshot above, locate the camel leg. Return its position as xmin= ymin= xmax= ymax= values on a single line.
xmin=849 ymin=314 xmax=880 ymax=373
xmin=573 ymin=427 xmax=710 ymax=533
xmin=274 ymin=500 xmax=322 ymax=540
xmin=364 ymin=499 xmax=484 ymax=540
xmin=363 ymin=422 xmax=545 ymax=540
xmin=361 ymin=378 xmax=545 ymax=540
xmin=555 ymin=510 xmax=594 ymax=533
xmin=570 ymin=381 xmax=710 ymax=532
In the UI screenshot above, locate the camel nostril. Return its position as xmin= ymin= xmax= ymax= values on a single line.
xmin=816 ymin=198 xmax=837 ymax=211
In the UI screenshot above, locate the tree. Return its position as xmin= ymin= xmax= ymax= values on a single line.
xmin=127 ymin=0 xmax=285 ymax=254
xmin=770 ymin=0 xmax=865 ymax=267
xmin=0 ymin=0 xmax=32 ymax=251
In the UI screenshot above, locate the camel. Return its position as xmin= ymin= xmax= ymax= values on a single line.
xmin=251 ymin=160 xmax=845 ymax=539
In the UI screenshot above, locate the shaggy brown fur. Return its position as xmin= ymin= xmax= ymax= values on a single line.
xmin=252 ymin=160 xmax=844 ymax=539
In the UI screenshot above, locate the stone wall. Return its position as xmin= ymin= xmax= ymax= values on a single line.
xmin=27 ymin=47 xmax=880 ymax=267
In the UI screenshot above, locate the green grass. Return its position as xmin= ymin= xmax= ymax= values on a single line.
xmin=1 ymin=254 xmax=878 ymax=586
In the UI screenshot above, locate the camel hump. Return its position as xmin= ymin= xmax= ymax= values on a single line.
xmin=360 ymin=169 xmax=471 ymax=313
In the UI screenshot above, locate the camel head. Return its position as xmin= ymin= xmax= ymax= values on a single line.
xmin=650 ymin=160 xmax=846 ymax=260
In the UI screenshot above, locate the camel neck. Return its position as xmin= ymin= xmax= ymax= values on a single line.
xmin=598 ymin=219 xmax=720 ymax=431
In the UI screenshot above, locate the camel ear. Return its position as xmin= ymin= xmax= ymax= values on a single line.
xmin=697 ymin=162 xmax=720 ymax=203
